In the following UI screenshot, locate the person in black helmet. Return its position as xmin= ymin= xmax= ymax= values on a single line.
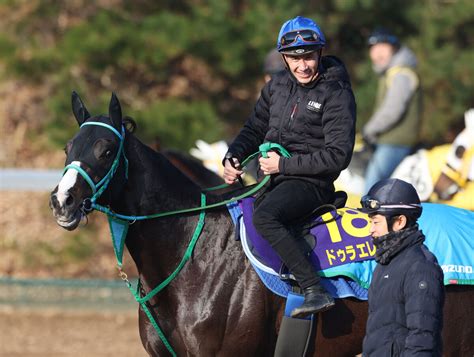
xmin=360 ymin=178 xmax=444 ymax=356
xmin=363 ymin=28 xmax=422 ymax=193
xmin=263 ymin=48 xmax=286 ymax=83
xmin=223 ymin=16 xmax=356 ymax=318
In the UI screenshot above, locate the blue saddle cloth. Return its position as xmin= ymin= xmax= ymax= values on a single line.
xmin=228 ymin=200 xmax=474 ymax=299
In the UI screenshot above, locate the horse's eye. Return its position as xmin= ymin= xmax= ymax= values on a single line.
xmin=454 ymin=145 xmax=465 ymax=159
xmin=105 ymin=150 xmax=113 ymax=158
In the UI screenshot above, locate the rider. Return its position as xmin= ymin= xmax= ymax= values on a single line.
xmin=223 ymin=16 xmax=356 ymax=318
xmin=359 ymin=178 xmax=444 ymax=356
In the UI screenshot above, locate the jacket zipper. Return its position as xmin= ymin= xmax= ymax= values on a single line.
xmin=278 ymin=87 xmax=297 ymax=143
xmin=287 ymin=97 xmax=300 ymax=130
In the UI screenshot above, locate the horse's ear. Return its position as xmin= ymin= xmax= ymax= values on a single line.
xmin=71 ymin=91 xmax=91 ymax=126
xmin=109 ymin=92 xmax=122 ymax=130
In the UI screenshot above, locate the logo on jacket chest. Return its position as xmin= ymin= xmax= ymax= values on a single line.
xmin=306 ymin=100 xmax=322 ymax=112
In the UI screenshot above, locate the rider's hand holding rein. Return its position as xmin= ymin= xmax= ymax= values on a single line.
xmin=259 ymin=151 xmax=280 ymax=175
xmin=223 ymin=157 xmax=243 ymax=184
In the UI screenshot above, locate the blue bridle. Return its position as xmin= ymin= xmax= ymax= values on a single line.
xmin=62 ymin=121 xmax=129 ymax=209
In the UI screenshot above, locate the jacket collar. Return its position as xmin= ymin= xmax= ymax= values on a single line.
xmin=373 ymin=225 xmax=424 ymax=264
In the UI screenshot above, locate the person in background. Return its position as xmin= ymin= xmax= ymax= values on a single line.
xmin=360 ymin=178 xmax=444 ymax=356
xmin=263 ymin=48 xmax=286 ymax=83
xmin=363 ymin=28 xmax=422 ymax=192
xmin=222 ymin=16 xmax=356 ymax=318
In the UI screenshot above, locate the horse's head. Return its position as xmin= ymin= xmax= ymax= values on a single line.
xmin=433 ymin=111 xmax=474 ymax=201
xmin=50 ymin=91 xmax=127 ymax=230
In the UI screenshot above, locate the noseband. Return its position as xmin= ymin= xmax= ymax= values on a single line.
xmin=62 ymin=121 xmax=129 ymax=210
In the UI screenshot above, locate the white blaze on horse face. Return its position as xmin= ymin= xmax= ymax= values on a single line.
xmin=56 ymin=160 xmax=81 ymax=207
xmin=446 ymin=129 xmax=474 ymax=180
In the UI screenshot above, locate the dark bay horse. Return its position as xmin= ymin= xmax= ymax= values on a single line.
xmin=50 ymin=92 xmax=473 ymax=356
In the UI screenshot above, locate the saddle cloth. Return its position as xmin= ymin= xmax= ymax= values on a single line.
xmin=227 ymin=200 xmax=369 ymax=300
xmin=227 ymin=199 xmax=474 ymax=298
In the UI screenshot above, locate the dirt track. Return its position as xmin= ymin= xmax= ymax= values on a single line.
xmin=0 ymin=307 xmax=145 ymax=356
xmin=0 ymin=191 xmax=145 ymax=355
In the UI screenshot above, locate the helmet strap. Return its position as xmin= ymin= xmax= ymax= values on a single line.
xmin=281 ymin=53 xmax=289 ymax=70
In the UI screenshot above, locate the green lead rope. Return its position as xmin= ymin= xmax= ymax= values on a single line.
xmin=137 ymin=193 xmax=207 ymax=304
xmin=124 ymin=193 xmax=206 ymax=357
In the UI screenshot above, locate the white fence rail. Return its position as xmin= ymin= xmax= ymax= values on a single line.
xmin=0 ymin=168 xmax=62 ymax=191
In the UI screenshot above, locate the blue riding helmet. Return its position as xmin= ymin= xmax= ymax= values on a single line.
xmin=277 ymin=16 xmax=326 ymax=55
xmin=359 ymin=178 xmax=422 ymax=218
xmin=367 ymin=27 xmax=400 ymax=48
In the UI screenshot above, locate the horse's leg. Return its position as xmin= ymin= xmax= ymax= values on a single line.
xmin=308 ymin=298 xmax=368 ymax=357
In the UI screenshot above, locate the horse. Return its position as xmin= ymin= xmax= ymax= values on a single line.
xmin=432 ymin=110 xmax=474 ymax=206
xmin=335 ymin=131 xmax=474 ymax=210
xmin=50 ymin=92 xmax=473 ymax=356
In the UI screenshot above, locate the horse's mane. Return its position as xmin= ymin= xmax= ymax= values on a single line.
xmin=162 ymin=149 xmax=224 ymax=187
xmin=119 ymin=114 xmax=231 ymax=205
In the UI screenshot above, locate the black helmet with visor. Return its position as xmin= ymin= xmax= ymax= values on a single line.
xmin=360 ymin=178 xmax=422 ymax=220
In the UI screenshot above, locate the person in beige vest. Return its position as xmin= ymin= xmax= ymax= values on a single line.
xmin=363 ymin=28 xmax=422 ymax=192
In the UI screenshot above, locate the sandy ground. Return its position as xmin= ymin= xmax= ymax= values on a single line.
xmin=0 ymin=306 xmax=146 ymax=357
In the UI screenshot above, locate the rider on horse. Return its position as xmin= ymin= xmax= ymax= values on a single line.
xmin=223 ymin=16 xmax=357 ymax=318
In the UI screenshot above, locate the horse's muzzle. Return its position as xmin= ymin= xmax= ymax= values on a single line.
xmin=50 ymin=189 xmax=83 ymax=231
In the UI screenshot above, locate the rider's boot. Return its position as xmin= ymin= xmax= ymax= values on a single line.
xmin=290 ymin=283 xmax=335 ymax=318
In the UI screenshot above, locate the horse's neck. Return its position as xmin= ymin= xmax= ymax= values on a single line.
xmin=116 ymin=135 xmax=221 ymax=280
xmin=113 ymin=134 xmax=202 ymax=215
xmin=113 ymin=135 xmax=257 ymax=303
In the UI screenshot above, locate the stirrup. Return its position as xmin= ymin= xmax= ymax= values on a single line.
xmin=278 ymin=264 xmax=295 ymax=283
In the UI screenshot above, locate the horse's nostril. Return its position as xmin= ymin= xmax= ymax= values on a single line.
xmin=50 ymin=194 xmax=58 ymax=209
xmin=65 ymin=194 xmax=74 ymax=207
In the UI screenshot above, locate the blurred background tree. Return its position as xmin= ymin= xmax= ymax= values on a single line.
xmin=0 ymin=0 xmax=473 ymax=166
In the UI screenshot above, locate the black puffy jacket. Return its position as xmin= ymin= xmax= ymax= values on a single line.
xmin=363 ymin=229 xmax=445 ymax=357
xmin=227 ymin=56 xmax=356 ymax=190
